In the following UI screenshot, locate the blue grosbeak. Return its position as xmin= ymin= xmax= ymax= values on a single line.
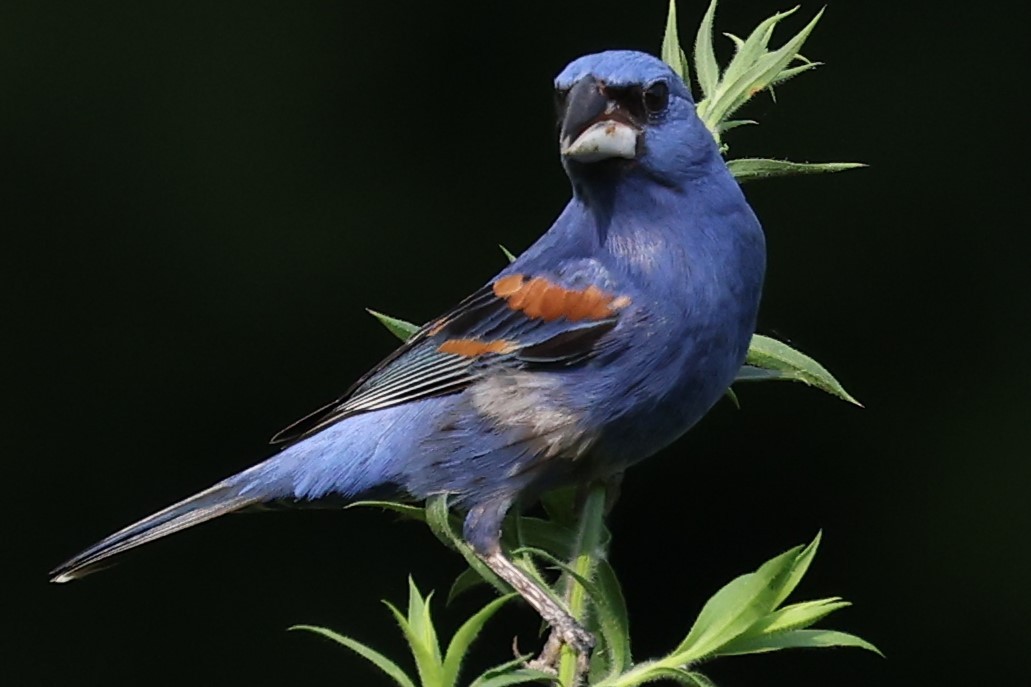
xmin=52 ymin=50 xmax=765 ymax=672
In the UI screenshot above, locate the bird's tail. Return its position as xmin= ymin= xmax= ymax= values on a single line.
xmin=49 ymin=479 xmax=262 ymax=583
xmin=49 ymin=397 xmax=443 ymax=583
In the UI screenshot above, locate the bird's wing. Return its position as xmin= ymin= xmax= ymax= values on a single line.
xmin=270 ymin=269 xmax=631 ymax=445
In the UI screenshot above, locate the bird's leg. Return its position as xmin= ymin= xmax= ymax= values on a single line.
xmin=525 ymin=475 xmax=622 ymax=673
xmin=464 ymin=500 xmax=595 ymax=682
xmin=478 ymin=549 xmax=594 ymax=678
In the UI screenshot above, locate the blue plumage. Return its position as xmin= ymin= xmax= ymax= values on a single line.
xmin=51 ymin=49 xmax=764 ymax=674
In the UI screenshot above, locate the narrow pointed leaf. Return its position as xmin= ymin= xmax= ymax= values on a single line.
xmin=661 ymin=0 xmax=690 ymax=82
xmin=716 ymin=119 xmax=757 ymax=133
xmin=771 ymin=60 xmax=821 ymax=85
xmin=474 ymin=655 xmax=533 ymax=678
xmin=723 ymin=32 xmax=744 ymax=52
xmin=368 ymin=309 xmax=420 ymax=342
xmin=500 ymin=244 xmax=517 ymax=263
xmin=683 ymin=672 xmax=719 ymax=687
xmin=595 ymin=559 xmax=632 ymax=675
xmin=442 ymin=594 xmax=517 ymax=687
xmin=742 ymin=335 xmax=861 ymax=405
xmin=472 ymin=668 xmax=559 ymax=687
xmin=745 ymin=598 xmax=851 ymax=637
xmin=641 ymin=666 xmax=709 ymax=686
xmin=693 ymin=0 xmax=720 ymax=99
xmin=348 ymin=500 xmax=428 ymax=522
xmin=724 ymin=386 xmax=740 ymax=409
xmin=772 ymin=530 xmax=822 ymax=608
xmin=426 ymin=494 xmax=511 ymax=595
xmin=714 ymin=628 xmax=883 ymax=657
xmin=503 ymin=514 xmax=578 ymax=560
xmin=727 ymin=158 xmax=865 ymax=183
xmin=671 ymin=544 xmax=803 ymax=661
xmin=717 ymin=7 xmax=797 ymax=92
xmin=290 ymin=625 xmax=417 ymax=687
xmin=447 ymin=567 xmax=488 ymax=605
xmin=385 ymin=600 xmax=445 ymax=687
xmin=405 ymin=578 xmax=442 ymax=670
xmin=707 ymin=9 xmax=822 ymax=126
xmin=733 ymin=365 xmax=788 ymax=382
xmin=425 ymin=494 xmax=467 ymax=552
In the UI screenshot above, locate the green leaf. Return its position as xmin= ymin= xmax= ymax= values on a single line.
xmin=716 ymin=119 xmax=756 ymax=133
xmin=503 ymin=513 xmax=578 ymax=561
xmin=500 ymin=244 xmax=517 ymax=263
xmin=727 ymin=158 xmax=865 ymax=183
xmin=670 ymin=543 xmax=804 ymax=662
xmin=368 ymin=309 xmax=420 ymax=342
xmin=745 ymin=598 xmax=851 ymax=636
xmin=348 ymin=500 xmax=428 ymax=522
xmin=771 ymin=60 xmax=822 ymax=85
xmin=426 ymin=495 xmax=511 ymax=595
xmin=599 ymin=664 xmax=716 ymax=687
xmin=713 ymin=628 xmax=882 ymax=657
xmin=716 ymin=7 xmax=798 ymax=96
xmin=446 ymin=567 xmax=487 ymax=605
xmin=471 ymin=667 xmax=559 ymax=687
xmin=425 ymin=494 xmax=467 ymax=551
xmin=661 ymin=0 xmax=690 ymax=82
xmin=385 ymin=597 xmax=445 ymax=687
xmin=709 ymin=8 xmax=823 ymax=127
xmin=406 ymin=578 xmax=443 ymax=672
xmin=723 ymin=32 xmax=744 ymax=52
xmin=733 ymin=365 xmax=786 ymax=382
xmin=441 ymin=594 xmax=517 ymax=687
xmin=641 ymin=667 xmax=709 ymax=686
xmin=723 ymin=386 xmax=740 ymax=409
xmin=682 ymin=672 xmax=719 ymax=687
xmin=595 ymin=559 xmax=632 ymax=675
xmin=700 ymin=8 xmax=824 ymax=131
xmin=771 ymin=530 xmax=821 ymax=608
xmin=693 ymin=0 xmax=719 ymax=99
xmin=742 ymin=335 xmax=861 ymax=406
xmin=472 ymin=655 xmax=533 ymax=680
xmin=289 ymin=625 xmax=417 ymax=687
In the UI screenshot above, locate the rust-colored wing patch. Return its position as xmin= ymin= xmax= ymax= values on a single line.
xmin=491 ymin=274 xmax=630 ymax=322
xmin=438 ymin=338 xmax=517 ymax=357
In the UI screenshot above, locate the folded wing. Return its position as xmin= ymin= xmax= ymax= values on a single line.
xmin=270 ymin=270 xmax=631 ymax=445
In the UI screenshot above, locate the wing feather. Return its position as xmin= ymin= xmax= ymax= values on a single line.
xmin=270 ymin=271 xmax=629 ymax=446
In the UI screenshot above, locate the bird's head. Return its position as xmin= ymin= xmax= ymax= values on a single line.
xmin=555 ymin=50 xmax=716 ymax=189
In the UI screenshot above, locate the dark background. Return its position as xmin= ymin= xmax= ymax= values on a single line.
xmin=5 ymin=1 xmax=1027 ymax=685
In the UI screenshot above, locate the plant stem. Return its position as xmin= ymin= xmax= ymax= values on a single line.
xmin=558 ymin=483 xmax=609 ymax=686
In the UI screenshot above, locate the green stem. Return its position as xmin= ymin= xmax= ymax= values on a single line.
xmin=558 ymin=483 xmax=609 ymax=686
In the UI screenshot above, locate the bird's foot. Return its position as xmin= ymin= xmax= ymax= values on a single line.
xmin=526 ymin=620 xmax=595 ymax=684
xmin=525 ymin=630 xmax=562 ymax=673
xmin=475 ymin=547 xmax=594 ymax=683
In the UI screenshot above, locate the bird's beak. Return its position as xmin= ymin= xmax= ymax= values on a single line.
xmin=560 ymin=76 xmax=641 ymax=163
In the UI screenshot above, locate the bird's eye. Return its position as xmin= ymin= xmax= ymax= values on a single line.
xmin=643 ymin=81 xmax=669 ymax=115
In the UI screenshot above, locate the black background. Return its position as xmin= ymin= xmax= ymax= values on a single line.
xmin=5 ymin=1 xmax=1028 ymax=685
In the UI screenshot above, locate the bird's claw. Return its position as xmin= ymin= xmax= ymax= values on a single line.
xmin=525 ymin=631 xmax=562 ymax=674
xmin=525 ymin=621 xmax=595 ymax=684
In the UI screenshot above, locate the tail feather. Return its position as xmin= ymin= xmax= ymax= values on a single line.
xmin=49 ymin=481 xmax=260 ymax=583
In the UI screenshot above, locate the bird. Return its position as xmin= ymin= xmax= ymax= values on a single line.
xmin=51 ymin=49 xmax=765 ymax=676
